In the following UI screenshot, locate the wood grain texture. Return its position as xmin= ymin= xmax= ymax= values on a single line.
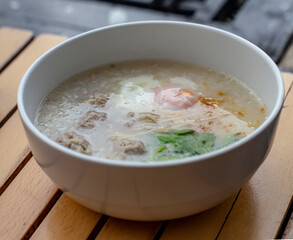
xmin=0 ymin=27 xmax=33 ymax=71
xmin=30 ymin=194 xmax=102 ymax=240
xmin=217 ymin=74 xmax=293 ymax=239
xmin=280 ymin=41 xmax=293 ymax=70
xmin=160 ymin=194 xmax=238 ymax=240
xmin=0 ymin=34 xmax=66 ymax=123
xmin=0 ymin=158 xmax=57 ymax=240
xmin=0 ymin=111 xmax=30 ymax=193
xmin=96 ymin=218 xmax=162 ymax=240
xmin=283 ymin=72 xmax=293 ymax=94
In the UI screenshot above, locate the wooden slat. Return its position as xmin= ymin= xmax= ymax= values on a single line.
xmin=216 ymin=74 xmax=293 ymax=239
xmin=0 ymin=27 xmax=33 ymax=71
xmin=160 ymin=194 xmax=237 ymax=240
xmin=0 ymin=158 xmax=57 ymax=239
xmin=283 ymin=72 xmax=293 ymax=94
xmin=283 ymin=73 xmax=293 ymax=93
xmin=0 ymin=34 xmax=66 ymax=124
xmin=96 ymin=218 xmax=161 ymax=240
xmin=30 ymin=194 xmax=102 ymax=240
xmin=0 ymin=111 xmax=30 ymax=194
xmin=280 ymin=41 xmax=293 ymax=70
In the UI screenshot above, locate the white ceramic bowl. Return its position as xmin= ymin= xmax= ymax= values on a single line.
xmin=18 ymin=21 xmax=284 ymax=221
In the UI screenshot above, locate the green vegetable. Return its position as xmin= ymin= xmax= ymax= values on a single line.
xmin=157 ymin=129 xmax=195 ymax=143
xmin=151 ymin=130 xmax=242 ymax=161
xmin=153 ymin=130 xmax=216 ymax=160
xmin=157 ymin=134 xmax=183 ymax=143
xmin=156 ymin=145 xmax=166 ymax=153
xmin=174 ymin=133 xmax=215 ymax=155
xmin=174 ymin=129 xmax=195 ymax=135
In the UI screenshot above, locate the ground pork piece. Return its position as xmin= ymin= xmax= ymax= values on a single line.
xmin=79 ymin=111 xmax=107 ymax=128
xmin=115 ymin=139 xmax=146 ymax=154
xmin=57 ymin=131 xmax=92 ymax=155
xmin=127 ymin=112 xmax=135 ymax=118
xmin=123 ymin=112 xmax=136 ymax=127
xmin=87 ymin=93 xmax=109 ymax=107
xmin=123 ymin=122 xmax=133 ymax=128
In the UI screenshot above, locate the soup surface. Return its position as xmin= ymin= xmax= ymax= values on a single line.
xmin=35 ymin=60 xmax=266 ymax=162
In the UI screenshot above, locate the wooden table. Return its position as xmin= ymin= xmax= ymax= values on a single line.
xmin=1 ymin=26 xmax=293 ymax=240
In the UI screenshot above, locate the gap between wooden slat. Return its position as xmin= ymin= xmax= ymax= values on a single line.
xmin=95 ymin=218 xmax=162 ymax=240
xmin=30 ymin=194 xmax=102 ymax=240
xmin=0 ymin=36 xmax=34 ymax=74
xmin=0 ymin=111 xmax=33 ymax=193
xmin=276 ymin=196 xmax=293 ymax=239
xmin=159 ymin=193 xmax=238 ymax=240
xmin=0 ymin=148 xmax=31 ymax=196
xmin=284 ymin=78 xmax=293 ymax=101
xmin=283 ymin=73 xmax=293 ymax=98
xmin=215 ymin=189 xmax=242 ymax=240
xmin=87 ymin=215 xmax=109 ymax=240
xmin=159 ymin=189 xmax=241 ymax=240
xmin=0 ymin=27 xmax=33 ymax=72
xmin=0 ymin=27 xmax=34 ymax=128
xmin=0 ymin=158 xmax=58 ymax=239
xmin=22 ymin=189 xmax=63 ymax=240
xmin=0 ymin=105 xmax=17 ymax=128
xmin=153 ymin=221 xmax=168 ymax=240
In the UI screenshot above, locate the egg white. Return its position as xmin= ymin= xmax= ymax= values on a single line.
xmin=118 ymin=75 xmax=159 ymax=111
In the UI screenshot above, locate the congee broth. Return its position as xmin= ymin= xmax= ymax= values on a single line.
xmin=35 ymin=60 xmax=266 ymax=162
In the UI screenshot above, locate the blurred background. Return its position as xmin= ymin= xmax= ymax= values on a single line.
xmin=1 ymin=0 xmax=292 ymax=71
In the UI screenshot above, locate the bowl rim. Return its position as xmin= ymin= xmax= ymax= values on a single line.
xmin=17 ymin=20 xmax=285 ymax=168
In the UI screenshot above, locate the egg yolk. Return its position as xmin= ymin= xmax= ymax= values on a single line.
xmin=155 ymin=86 xmax=198 ymax=109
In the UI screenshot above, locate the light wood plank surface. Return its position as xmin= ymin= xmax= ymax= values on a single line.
xmin=283 ymin=72 xmax=293 ymax=92
xmin=217 ymin=74 xmax=293 ymax=239
xmin=280 ymin=42 xmax=293 ymax=70
xmin=96 ymin=218 xmax=162 ymax=240
xmin=160 ymin=194 xmax=237 ymax=240
xmin=30 ymin=194 xmax=102 ymax=240
xmin=0 ymin=34 xmax=66 ymax=123
xmin=283 ymin=72 xmax=293 ymax=93
xmin=0 ymin=111 xmax=30 ymax=193
xmin=0 ymin=27 xmax=33 ymax=71
xmin=0 ymin=158 xmax=57 ymax=240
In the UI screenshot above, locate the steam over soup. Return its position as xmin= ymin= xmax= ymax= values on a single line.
xmin=35 ymin=60 xmax=266 ymax=162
